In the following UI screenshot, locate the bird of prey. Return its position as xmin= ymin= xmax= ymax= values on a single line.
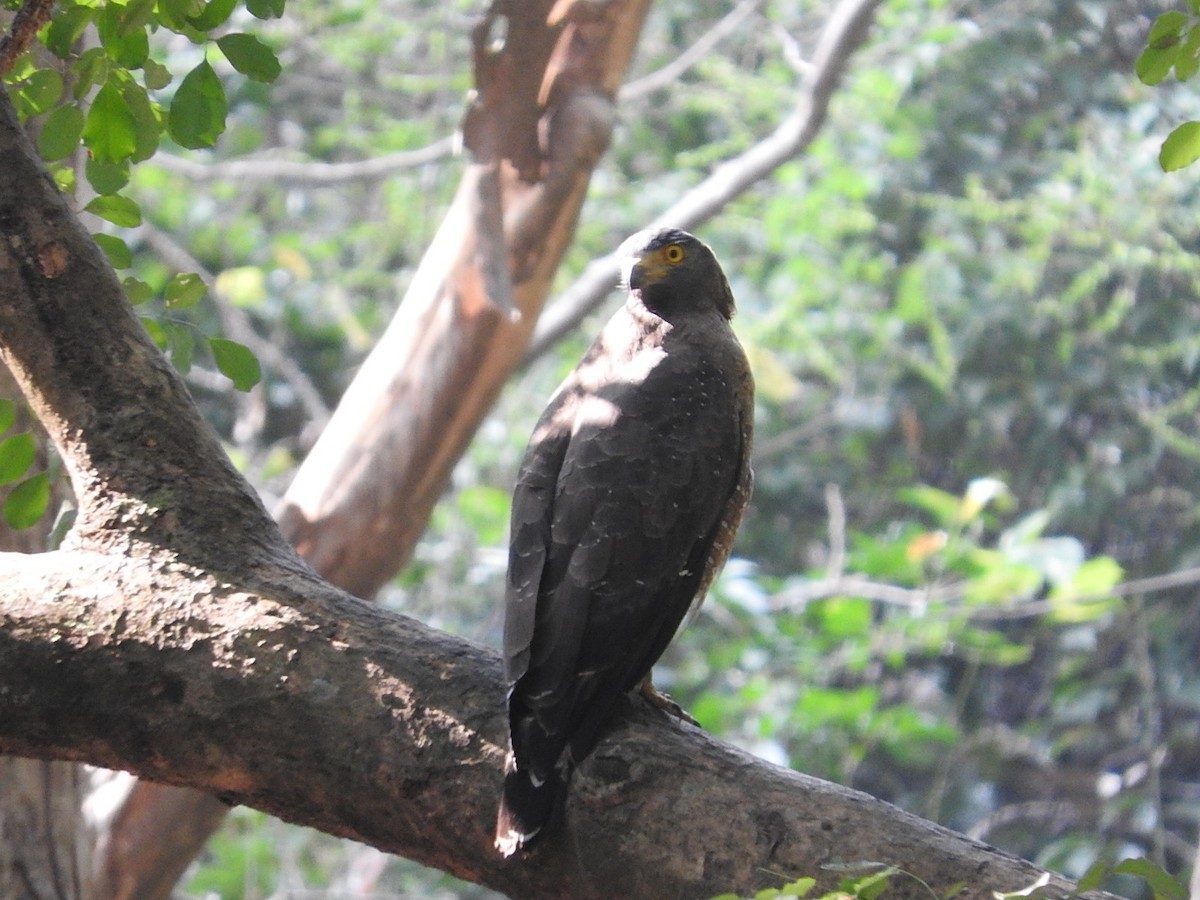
xmin=494 ymin=227 xmax=755 ymax=856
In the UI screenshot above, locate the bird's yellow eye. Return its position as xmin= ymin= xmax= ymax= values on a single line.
xmin=663 ymin=244 xmax=685 ymax=264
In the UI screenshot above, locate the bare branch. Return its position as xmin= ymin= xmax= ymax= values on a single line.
xmin=526 ymin=0 xmax=884 ymax=360
xmin=619 ymin=0 xmax=762 ymax=101
xmin=150 ymin=137 xmax=457 ymax=187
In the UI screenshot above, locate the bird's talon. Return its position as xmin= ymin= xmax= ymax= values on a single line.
xmin=640 ymin=679 xmax=700 ymax=726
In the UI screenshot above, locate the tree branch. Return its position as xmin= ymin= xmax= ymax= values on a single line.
xmin=526 ymin=0 xmax=883 ymax=360
xmin=0 ymin=550 xmax=1111 ymax=900
xmin=0 ymin=0 xmax=55 ymax=79
xmin=149 ymin=137 xmax=456 ymax=187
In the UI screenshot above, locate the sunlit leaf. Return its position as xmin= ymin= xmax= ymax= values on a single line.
xmin=83 ymin=80 xmax=138 ymax=162
xmin=14 ymin=69 xmax=64 ymax=117
xmin=84 ymin=193 xmax=142 ymax=228
xmin=4 ymin=472 xmax=51 ymax=530
xmin=0 ymin=433 xmax=36 ymax=485
xmin=1160 ymin=121 xmax=1200 ymax=171
xmin=0 ymin=399 xmax=15 ymax=434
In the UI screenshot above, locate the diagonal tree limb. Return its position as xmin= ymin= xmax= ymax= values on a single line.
xmin=526 ymin=0 xmax=883 ymax=361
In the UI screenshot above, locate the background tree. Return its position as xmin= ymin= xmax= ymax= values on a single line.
xmin=2 ymin=0 xmax=1199 ymax=897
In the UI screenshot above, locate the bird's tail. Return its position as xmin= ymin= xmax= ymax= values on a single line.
xmin=494 ymin=757 xmax=563 ymax=857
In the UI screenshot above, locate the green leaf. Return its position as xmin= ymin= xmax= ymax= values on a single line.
xmin=37 ymin=104 xmax=84 ymax=161
xmin=1075 ymin=860 xmax=1110 ymax=894
xmin=216 ymin=33 xmax=282 ymax=82
xmin=1111 ymin=858 xmax=1188 ymax=900
xmin=97 ymin=1 xmax=149 ymax=68
xmin=209 ymin=338 xmax=262 ymax=391
xmin=4 ymin=472 xmax=51 ymax=530
xmin=124 ymin=277 xmax=154 ymax=305
xmin=14 ymin=69 xmax=64 ymax=117
xmin=93 ymin=233 xmax=133 ymax=269
xmin=157 ymin=0 xmax=206 ymax=32
xmin=142 ymin=59 xmax=172 ymax=90
xmin=84 ymin=194 xmax=142 ymax=227
xmin=141 ymin=316 xmax=169 ymax=349
xmin=1147 ymin=11 xmax=1189 ymax=47
xmin=83 ymin=80 xmax=138 ymax=162
xmin=167 ymin=322 xmax=195 ymax=373
xmin=168 ymin=60 xmax=227 ymax=149
xmin=0 ymin=433 xmax=36 ymax=485
xmin=1160 ymin=121 xmax=1200 ymax=171
xmin=86 ymin=157 xmax=130 ymax=195
xmin=1137 ymin=46 xmax=1180 ymax=85
xmin=44 ymin=5 xmax=96 ymax=58
xmin=1138 ymin=12 xmax=1189 ymax=84
xmin=245 ymin=0 xmax=286 ymax=20
xmin=188 ymin=0 xmax=238 ymax=31
xmin=117 ymin=78 xmax=163 ymax=163
xmin=72 ymin=47 xmax=109 ymax=100
xmin=1175 ymin=26 xmax=1200 ymax=80
xmin=119 ymin=0 xmax=158 ymax=36
xmin=0 ymin=399 xmax=14 ymax=434
xmin=164 ymin=272 xmax=207 ymax=309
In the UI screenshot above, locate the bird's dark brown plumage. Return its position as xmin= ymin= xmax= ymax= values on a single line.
xmin=495 ymin=228 xmax=754 ymax=856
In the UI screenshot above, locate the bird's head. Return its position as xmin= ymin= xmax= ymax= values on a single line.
xmin=619 ymin=228 xmax=736 ymax=321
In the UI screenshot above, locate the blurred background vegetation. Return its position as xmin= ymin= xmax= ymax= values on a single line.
xmin=8 ymin=0 xmax=1200 ymax=896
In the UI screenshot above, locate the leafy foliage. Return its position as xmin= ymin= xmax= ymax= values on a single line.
xmin=6 ymin=0 xmax=1200 ymax=894
xmin=2 ymin=0 xmax=281 ymax=394
xmin=1136 ymin=7 xmax=1200 ymax=169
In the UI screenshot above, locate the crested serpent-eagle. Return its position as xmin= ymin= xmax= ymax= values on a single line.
xmin=495 ymin=227 xmax=755 ymax=856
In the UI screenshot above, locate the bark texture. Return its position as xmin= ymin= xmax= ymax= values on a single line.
xmin=0 ymin=550 xmax=1105 ymax=900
